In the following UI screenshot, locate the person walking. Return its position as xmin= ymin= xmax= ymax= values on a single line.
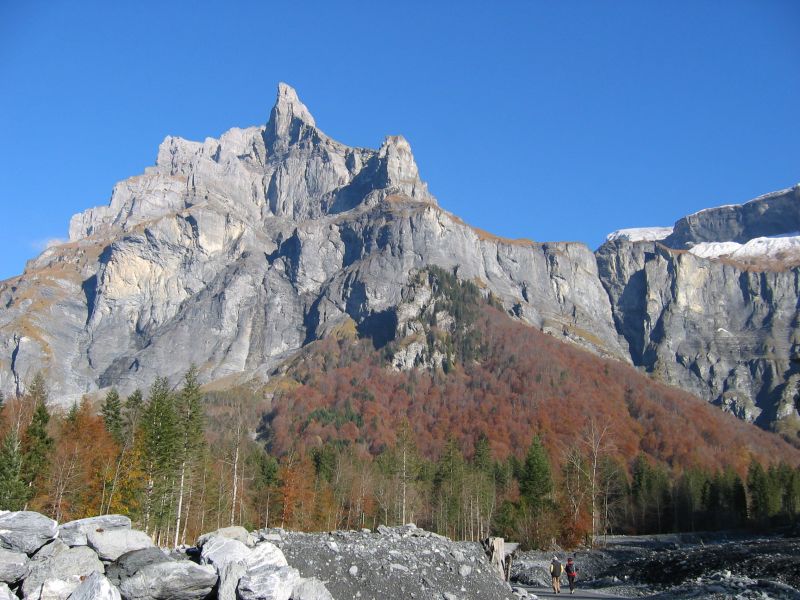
xmin=565 ymin=557 xmax=578 ymax=594
xmin=550 ymin=556 xmax=563 ymax=594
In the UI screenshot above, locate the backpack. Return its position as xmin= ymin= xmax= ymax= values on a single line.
xmin=551 ymin=560 xmax=562 ymax=577
xmin=565 ymin=562 xmax=575 ymax=576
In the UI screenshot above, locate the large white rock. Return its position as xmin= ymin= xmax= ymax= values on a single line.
xmin=0 ymin=512 xmax=58 ymax=555
xmin=246 ymin=542 xmax=288 ymax=571
xmin=217 ymin=561 xmax=246 ymax=600
xmin=30 ymin=578 xmax=75 ymax=600
xmin=0 ymin=547 xmax=28 ymax=583
xmin=86 ymin=529 xmax=153 ymax=562
xmin=22 ymin=543 xmax=104 ymax=600
xmin=199 ymin=536 xmax=250 ymax=571
xmin=59 ymin=516 xmax=131 ymax=547
xmin=118 ymin=561 xmax=217 ymax=600
xmin=0 ymin=583 xmax=14 ymax=600
xmin=237 ymin=566 xmax=299 ymax=600
xmin=66 ymin=572 xmax=121 ymax=600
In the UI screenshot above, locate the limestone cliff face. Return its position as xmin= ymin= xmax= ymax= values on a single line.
xmin=4 ymin=83 xmax=798 ymax=435
xmin=0 ymin=84 xmax=623 ymax=405
xmin=597 ymin=186 xmax=800 ymax=434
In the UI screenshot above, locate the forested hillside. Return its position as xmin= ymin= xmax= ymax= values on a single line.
xmin=0 ymin=269 xmax=799 ymax=549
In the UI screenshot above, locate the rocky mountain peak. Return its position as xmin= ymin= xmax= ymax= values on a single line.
xmin=376 ymin=134 xmax=431 ymax=201
xmin=265 ymin=82 xmax=317 ymax=152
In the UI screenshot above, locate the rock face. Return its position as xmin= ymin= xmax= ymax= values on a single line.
xmin=1 ymin=82 xmax=799 ymax=434
xmin=597 ymin=185 xmax=800 ymax=433
xmin=0 ymin=83 xmax=624 ymax=408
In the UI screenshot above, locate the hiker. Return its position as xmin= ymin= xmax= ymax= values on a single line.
xmin=549 ymin=556 xmax=563 ymax=594
xmin=565 ymin=557 xmax=578 ymax=594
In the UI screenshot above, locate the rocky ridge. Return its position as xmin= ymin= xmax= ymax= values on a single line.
xmin=0 ymin=83 xmax=623 ymax=404
xmin=0 ymin=510 xmax=512 ymax=600
xmin=1 ymin=83 xmax=799 ymax=434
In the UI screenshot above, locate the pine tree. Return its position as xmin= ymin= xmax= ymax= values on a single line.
xmin=747 ymin=459 xmax=771 ymax=526
xmin=473 ymin=434 xmax=493 ymax=474
xmin=519 ymin=435 xmax=552 ymax=511
xmin=0 ymin=429 xmax=27 ymax=510
xmin=102 ymin=389 xmax=124 ymax=444
xmin=22 ymin=377 xmax=54 ymax=504
xmin=173 ymin=367 xmax=205 ymax=546
xmin=140 ymin=377 xmax=178 ymax=538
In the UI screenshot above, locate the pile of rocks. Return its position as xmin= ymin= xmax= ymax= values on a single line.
xmin=1 ymin=512 xmax=516 ymax=600
xmin=0 ymin=510 xmax=332 ymax=600
xmin=647 ymin=570 xmax=800 ymax=600
xmin=263 ymin=523 xmax=514 ymax=600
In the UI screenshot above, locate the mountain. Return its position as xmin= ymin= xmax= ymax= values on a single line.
xmin=0 ymin=84 xmax=622 ymax=402
xmin=0 ymin=83 xmax=798 ymax=440
xmin=597 ymin=185 xmax=800 ymax=437
xmin=261 ymin=266 xmax=800 ymax=468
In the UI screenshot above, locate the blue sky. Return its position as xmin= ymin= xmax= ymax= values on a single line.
xmin=1 ymin=1 xmax=798 ymax=280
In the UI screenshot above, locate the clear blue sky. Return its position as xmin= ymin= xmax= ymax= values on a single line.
xmin=1 ymin=1 xmax=799 ymax=280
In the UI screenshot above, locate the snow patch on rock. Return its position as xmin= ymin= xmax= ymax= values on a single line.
xmin=605 ymin=227 xmax=673 ymax=243
xmin=688 ymin=234 xmax=800 ymax=261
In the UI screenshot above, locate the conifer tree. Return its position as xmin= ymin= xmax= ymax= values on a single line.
xmin=519 ymin=435 xmax=552 ymax=511
xmin=473 ymin=434 xmax=493 ymax=474
xmin=0 ymin=428 xmax=27 ymax=509
xmin=22 ymin=375 xmax=54 ymax=503
xmin=173 ymin=366 xmax=205 ymax=546
xmin=102 ymin=389 xmax=124 ymax=443
xmin=140 ymin=377 xmax=178 ymax=538
xmin=747 ymin=459 xmax=771 ymax=525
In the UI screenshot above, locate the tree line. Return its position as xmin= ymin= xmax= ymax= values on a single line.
xmin=0 ymin=372 xmax=798 ymax=549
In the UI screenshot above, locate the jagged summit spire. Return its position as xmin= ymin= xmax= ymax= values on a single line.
xmin=265 ymin=83 xmax=316 ymax=151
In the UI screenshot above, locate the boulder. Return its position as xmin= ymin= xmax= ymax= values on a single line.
xmin=196 ymin=526 xmax=253 ymax=548
xmin=246 ymin=542 xmax=288 ymax=571
xmin=87 ymin=529 xmax=153 ymax=562
xmin=200 ymin=536 xmax=250 ymax=571
xmin=0 ymin=511 xmax=58 ymax=555
xmin=22 ymin=543 xmax=104 ymax=600
xmin=291 ymin=578 xmax=334 ymax=600
xmin=67 ymin=572 xmax=121 ymax=600
xmin=0 ymin=547 xmax=28 ymax=583
xmin=237 ymin=566 xmax=299 ymax=600
xmin=30 ymin=578 xmax=75 ymax=600
xmin=59 ymin=516 xmax=131 ymax=547
xmin=0 ymin=583 xmax=14 ymax=600
xmin=217 ymin=561 xmax=246 ymax=600
xmin=118 ymin=561 xmax=217 ymax=600
xmin=105 ymin=547 xmax=171 ymax=587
